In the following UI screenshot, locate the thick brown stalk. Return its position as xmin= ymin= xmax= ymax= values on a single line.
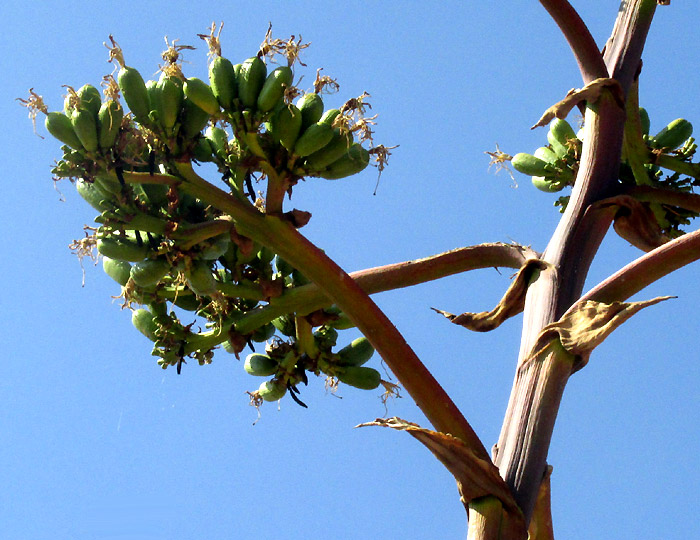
xmin=492 ymin=0 xmax=658 ymax=524
xmin=538 ymin=0 xmax=608 ymax=83
xmin=169 ymin=162 xmax=487 ymax=454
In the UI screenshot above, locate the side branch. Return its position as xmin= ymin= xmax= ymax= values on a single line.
xmin=539 ymin=0 xmax=608 ymax=83
xmin=578 ymin=227 xmax=700 ymax=305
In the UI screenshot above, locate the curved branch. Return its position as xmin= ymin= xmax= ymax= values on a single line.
xmin=169 ymin=162 xmax=487 ymax=452
xmin=577 ymin=227 xmax=700 ymax=305
xmin=539 ymin=0 xmax=608 ymax=83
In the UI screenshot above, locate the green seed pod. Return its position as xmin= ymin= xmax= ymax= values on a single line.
xmin=130 ymin=258 xmax=171 ymax=288
xmin=209 ymin=56 xmax=237 ymax=110
xmin=45 ymin=111 xmax=83 ymax=150
xmin=93 ymin=175 xmax=123 ymax=196
xmin=97 ymin=236 xmax=150 ymax=262
xmin=258 ymin=379 xmax=287 ymax=401
xmin=76 ymin=84 xmax=102 ymax=119
xmin=319 ymin=108 xmax=341 ymax=125
xmin=320 ymin=143 xmax=370 ymax=180
xmin=205 ymin=126 xmax=229 ymax=160
xmin=102 ymin=257 xmax=132 ymax=286
xmin=76 ymin=178 xmax=114 ymax=211
xmin=183 ymin=77 xmax=220 ymax=116
xmin=118 ymin=66 xmax=150 ymax=122
xmin=252 ymin=322 xmax=276 ymax=343
xmin=132 ymin=308 xmax=159 ymax=341
xmin=547 ymin=119 xmax=577 ymax=158
xmin=296 ymin=93 xmax=324 ymax=130
xmin=244 ymin=353 xmax=279 ymax=376
xmin=199 ymin=235 xmax=230 ymax=260
xmin=293 ymin=122 xmax=335 ymax=157
xmin=192 ymin=136 xmax=215 ymax=162
xmin=325 ymin=305 xmax=356 ymax=330
xmin=531 ymin=176 xmax=564 ymax=193
xmin=156 ymin=76 xmax=184 ymax=131
xmin=269 ymin=103 xmax=302 ymax=150
xmin=185 ymin=260 xmax=217 ymax=297
xmin=256 ymin=66 xmax=293 ymax=112
xmin=533 ymin=146 xmax=558 ymax=165
xmin=179 ymin=98 xmax=210 ymax=139
xmin=639 ymin=107 xmax=650 ymax=137
xmin=336 ymin=366 xmax=381 ymax=390
xmin=271 ymin=314 xmax=296 ymax=337
xmin=305 ymin=129 xmax=354 ymax=170
xmin=70 ymin=108 xmax=99 ymax=153
xmin=511 ymin=153 xmax=553 ymax=177
xmin=275 ymin=256 xmax=294 ymax=277
xmin=653 ymin=118 xmax=693 ymax=151
xmin=172 ymin=294 xmax=201 ymax=312
xmin=337 ymin=337 xmax=375 ymax=367
xmin=237 ymin=56 xmax=267 ymax=110
xmin=97 ymin=99 xmax=124 ymax=150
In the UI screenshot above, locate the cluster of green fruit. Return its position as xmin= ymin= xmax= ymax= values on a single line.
xmin=510 ymin=110 xmax=699 ymax=236
xmin=21 ymin=29 xmax=384 ymax=405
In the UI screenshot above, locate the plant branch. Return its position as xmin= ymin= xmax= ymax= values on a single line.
xmin=494 ymin=0 xmax=658 ymax=524
xmin=578 ymin=227 xmax=700 ymax=305
xmin=169 ymin=162 xmax=486 ymax=451
xmin=538 ymin=0 xmax=608 ymax=83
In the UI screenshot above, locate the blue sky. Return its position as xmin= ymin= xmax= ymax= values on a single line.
xmin=2 ymin=2 xmax=698 ymax=539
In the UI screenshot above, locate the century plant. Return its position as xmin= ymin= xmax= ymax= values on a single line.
xmin=19 ymin=2 xmax=700 ymax=538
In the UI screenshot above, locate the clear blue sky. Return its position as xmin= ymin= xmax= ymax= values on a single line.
xmin=2 ymin=2 xmax=698 ymax=539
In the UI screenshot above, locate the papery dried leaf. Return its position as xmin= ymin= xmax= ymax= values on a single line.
xmin=528 ymin=466 xmax=555 ymax=540
xmin=526 ymin=296 xmax=674 ymax=370
xmin=356 ymin=417 xmax=523 ymax=526
xmin=531 ymin=78 xmax=624 ymax=129
xmin=432 ymin=259 xmax=549 ymax=332
xmin=598 ymin=195 xmax=670 ymax=252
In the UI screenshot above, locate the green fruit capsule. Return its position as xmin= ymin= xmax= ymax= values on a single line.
xmin=337 ymin=337 xmax=374 ymax=367
xmin=320 ymin=143 xmax=370 ymax=180
xmin=209 ymin=56 xmax=237 ymax=110
xmin=511 ymin=152 xmax=553 ymax=177
xmin=118 ymin=66 xmax=150 ymax=122
xmin=531 ymin=176 xmax=564 ymax=193
xmin=258 ymin=379 xmax=286 ymax=402
xmin=534 ymin=146 xmax=558 ymax=165
xmin=653 ymin=118 xmax=693 ymax=151
xmin=97 ymin=236 xmax=150 ymax=262
xmin=305 ymin=129 xmax=354 ymax=170
xmin=271 ymin=314 xmax=296 ymax=337
xmin=130 ymin=258 xmax=171 ymax=288
xmin=275 ymin=255 xmax=294 ymax=276
xmin=244 ymin=353 xmax=278 ymax=376
xmin=76 ymin=178 xmax=114 ymax=211
xmin=70 ymin=108 xmax=99 ymax=153
xmin=97 ymin=100 xmax=124 ymax=150
xmin=639 ymin=108 xmax=650 ymax=136
xmin=251 ymin=323 xmax=276 ymax=343
xmin=179 ymin=98 xmax=210 ymax=139
xmin=45 ymin=111 xmax=83 ymax=150
xmin=173 ymin=294 xmax=201 ymax=312
xmin=132 ymin=309 xmax=159 ymax=341
xmin=336 ymin=366 xmax=381 ymax=390
xmin=256 ymin=66 xmax=293 ymax=112
xmin=269 ymin=103 xmax=302 ymax=150
xmin=205 ymin=126 xmax=229 ymax=160
xmin=76 ymin=84 xmax=102 ymax=119
xmin=192 ymin=136 xmax=215 ymax=162
xmin=183 ymin=77 xmax=220 ymax=116
xmin=156 ymin=76 xmax=183 ymax=131
xmin=319 ymin=108 xmax=341 ymax=126
xmin=293 ymin=122 xmax=335 ymax=157
xmin=103 ymin=257 xmax=132 ymax=286
xmin=547 ymin=119 xmax=577 ymax=158
xmin=296 ymin=93 xmax=324 ymax=130
xmin=185 ymin=261 xmax=217 ymax=297
xmin=237 ymin=56 xmax=267 ymax=110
